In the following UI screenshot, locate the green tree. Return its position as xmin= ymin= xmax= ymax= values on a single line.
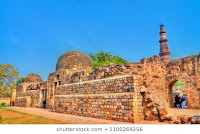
xmin=174 ymin=81 xmax=185 ymax=86
xmin=89 ymin=51 xmax=128 ymax=69
xmin=0 ymin=64 xmax=19 ymax=96
xmin=16 ymin=77 xmax=23 ymax=86
xmin=13 ymin=77 xmax=23 ymax=89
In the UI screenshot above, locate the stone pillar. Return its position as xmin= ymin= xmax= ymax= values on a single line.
xmin=159 ymin=25 xmax=170 ymax=62
xmin=132 ymin=76 xmax=144 ymax=122
xmin=11 ymin=89 xmax=16 ymax=106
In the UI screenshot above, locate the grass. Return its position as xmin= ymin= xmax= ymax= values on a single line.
xmin=0 ymin=105 xmax=10 ymax=108
xmin=0 ymin=107 xmax=68 ymax=124
xmin=0 ymin=102 xmax=10 ymax=108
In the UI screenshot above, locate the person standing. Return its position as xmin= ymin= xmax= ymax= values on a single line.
xmin=175 ymin=95 xmax=181 ymax=108
xmin=43 ymin=100 xmax=46 ymax=109
xmin=181 ymin=95 xmax=185 ymax=108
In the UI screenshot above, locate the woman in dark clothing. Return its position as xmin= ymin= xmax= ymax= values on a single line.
xmin=175 ymin=95 xmax=181 ymax=108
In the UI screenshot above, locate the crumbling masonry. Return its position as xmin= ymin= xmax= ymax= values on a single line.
xmin=12 ymin=25 xmax=200 ymax=123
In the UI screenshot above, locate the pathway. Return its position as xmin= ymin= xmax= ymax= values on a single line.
xmin=5 ymin=107 xmax=167 ymax=124
xmin=169 ymin=108 xmax=200 ymax=116
xmin=7 ymin=107 xmax=198 ymax=124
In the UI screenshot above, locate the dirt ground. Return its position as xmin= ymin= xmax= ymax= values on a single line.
xmin=169 ymin=108 xmax=200 ymax=116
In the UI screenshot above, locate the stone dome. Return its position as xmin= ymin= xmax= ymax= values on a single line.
xmin=22 ymin=73 xmax=43 ymax=83
xmin=56 ymin=51 xmax=93 ymax=72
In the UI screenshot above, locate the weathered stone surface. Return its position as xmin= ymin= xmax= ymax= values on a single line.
xmin=23 ymin=73 xmax=43 ymax=83
xmin=53 ymin=75 xmax=143 ymax=123
xmin=158 ymin=107 xmax=168 ymax=115
xmin=56 ymin=51 xmax=93 ymax=72
xmin=180 ymin=116 xmax=189 ymax=124
xmin=55 ymin=76 xmax=135 ymax=95
xmin=15 ymin=81 xmax=47 ymax=108
xmin=160 ymin=115 xmax=168 ymax=120
xmin=173 ymin=120 xmax=180 ymax=124
xmin=168 ymin=115 xmax=177 ymax=121
xmin=189 ymin=116 xmax=200 ymax=124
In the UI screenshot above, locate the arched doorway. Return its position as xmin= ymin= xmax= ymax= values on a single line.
xmin=168 ymin=80 xmax=188 ymax=109
xmin=167 ymin=73 xmax=199 ymax=109
xmin=40 ymin=89 xmax=47 ymax=108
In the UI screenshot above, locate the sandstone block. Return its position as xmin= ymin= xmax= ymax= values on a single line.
xmin=160 ymin=115 xmax=168 ymax=120
xmin=159 ymin=109 xmax=167 ymax=115
xmin=180 ymin=116 xmax=189 ymax=124
xmin=173 ymin=120 xmax=180 ymax=124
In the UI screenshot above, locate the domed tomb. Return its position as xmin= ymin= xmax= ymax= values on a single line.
xmin=56 ymin=51 xmax=93 ymax=72
xmin=22 ymin=73 xmax=43 ymax=83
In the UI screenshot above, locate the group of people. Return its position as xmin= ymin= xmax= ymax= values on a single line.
xmin=174 ymin=95 xmax=185 ymax=108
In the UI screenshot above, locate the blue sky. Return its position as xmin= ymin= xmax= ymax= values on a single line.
xmin=0 ymin=0 xmax=200 ymax=80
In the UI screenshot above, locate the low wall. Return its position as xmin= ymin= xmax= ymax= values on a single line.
xmin=54 ymin=75 xmax=144 ymax=122
xmin=0 ymin=96 xmax=11 ymax=105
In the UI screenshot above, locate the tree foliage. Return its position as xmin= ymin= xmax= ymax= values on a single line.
xmin=89 ymin=51 xmax=128 ymax=69
xmin=174 ymin=81 xmax=185 ymax=86
xmin=16 ymin=77 xmax=23 ymax=86
xmin=0 ymin=64 xmax=19 ymax=96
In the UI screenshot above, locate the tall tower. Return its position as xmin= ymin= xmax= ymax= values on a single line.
xmin=159 ymin=24 xmax=170 ymax=62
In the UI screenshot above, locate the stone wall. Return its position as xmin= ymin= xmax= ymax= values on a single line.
xmin=15 ymin=89 xmax=41 ymax=107
xmin=50 ymin=55 xmax=168 ymax=109
xmin=14 ymin=82 xmax=44 ymax=108
xmin=54 ymin=75 xmax=144 ymax=122
xmin=166 ymin=54 xmax=200 ymax=109
xmin=166 ymin=54 xmax=200 ymax=74
xmin=15 ymin=97 xmax=27 ymax=107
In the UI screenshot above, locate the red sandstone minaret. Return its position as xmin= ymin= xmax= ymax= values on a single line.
xmin=159 ymin=24 xmax=170 ymax=62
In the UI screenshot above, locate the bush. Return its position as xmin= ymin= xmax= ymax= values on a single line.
xmin=0 ymin=102 xmax=6 ymax=107
xmin=89 ymin=51 xmax=129 ymax=69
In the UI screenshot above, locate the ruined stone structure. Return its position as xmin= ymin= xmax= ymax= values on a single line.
xmin=12 ymin=25 xmax=200 ymax=123
xmin=15 ymin=73 xmax=47 ymax=107
xmin=166 ymin=54 xmax=200 ymax=109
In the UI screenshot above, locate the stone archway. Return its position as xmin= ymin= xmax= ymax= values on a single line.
xmin=166 ymin=73 xmax=193 ymax=109
xmin=168 ymin=80 xmax=188 ymax=108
